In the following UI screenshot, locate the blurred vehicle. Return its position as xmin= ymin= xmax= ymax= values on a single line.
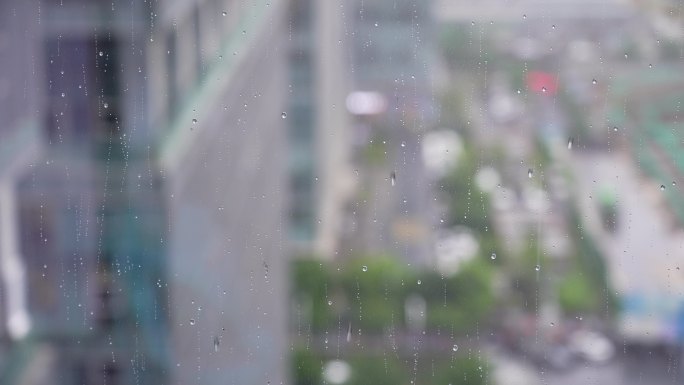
xmin=568 ymin=330 xmax=615 ymax=363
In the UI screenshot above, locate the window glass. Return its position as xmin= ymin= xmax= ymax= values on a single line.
xmin=2 ymin=0 xmax=684 ymax=384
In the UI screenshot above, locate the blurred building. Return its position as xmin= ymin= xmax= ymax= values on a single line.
xmin=287 ymin=0 xmax=354 ymax=257
xmin=349 ymin=0 xmax=434 ymax=127
xmin=0 ymin=0 xmax=288 ymax=384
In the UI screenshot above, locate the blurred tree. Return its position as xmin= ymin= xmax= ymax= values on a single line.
xmin=506 ymin=235 xmax=546 ymax=309
xmin=347 ymin=355 xmax=406 ymax=385
xmin=558 ymin=267 xmax=599 ymax=315
xmin=442 ymin=148 xmax=492 ymax=233
xmin=339 ymin=256 xmax=413 ymax=332
xmin=292 ymin=258 xmax=334 ymax=331
xmin=292 ymin=348 xmax=322 ymax=385
xmin=422 ymin=260 xmax=495 ymax=331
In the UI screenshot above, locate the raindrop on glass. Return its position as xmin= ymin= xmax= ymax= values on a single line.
xmin=213 ymin=336 xmax=220 ymax=352
xmin=192 ymin=118 xmax=198 ymax=124
xmin=390 ymin=171 xmax=396 ymax=186
xmin=417 ymin=279 xmax=422 ymax=285
xmin=452 ymin=345 xmax=458 ymax=352
xmin=567 ymin=137 xmax=573 ymax=149
xmin=527 ymin=169 xmax=533 ymax=178
xmin=592 ymin=79 xmax=597 ymax=85
xmin=535 ymin=264 xmax=541 ymax=272
xmin=189 ymin=319 xmax=196 ymax=326
xmin=327 ymin=300 xmax=332 ymax=306
xmin=362 ymin=265 xmax=368 ymax=272
xmin=222 ymin=11 xmax=227 ymax=16
xmin=103 ymin=102 xmax=109 ymax=109
xmin=98 ymin=51 xmax=104 ymax=57
xmin=281 ymin=112 xmax=287 ymax=119
xmin=660 ymin=185 xmax=665 ymax=191
xmin=490 ymin=253 xmax=496 ymax=260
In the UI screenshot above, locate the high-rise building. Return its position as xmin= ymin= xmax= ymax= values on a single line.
xmin=287 ymin=0 xmax=354 ymax=257
xmin=0 ymin=1 xmax=288 ymax=384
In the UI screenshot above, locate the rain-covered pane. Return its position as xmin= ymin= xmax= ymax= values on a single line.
xmin=0 ymin=0 xmax=683 ymax=384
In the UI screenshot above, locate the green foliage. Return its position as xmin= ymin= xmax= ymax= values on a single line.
xmin=292 ymin=259 xmax=333 ymax=331
xmin=506 ymin=235 xmax=546 ymax=307
xmin=292 ymin=348 xmax=322 ymax=385
xmin=292 ymin=254 xmax=496 ymax=335
xmin=363 ymin=136 xmax=388 ymax=166
xmin=339 ymin=256 xmax=413 ymax=332
xmin=558 ymin=269 xmax=599 ymax=315
xmin=434 ymin=356 xmax=489 ymax=385
xmin=347 ymin=355 xmax=406 ymax=385
xmin=422 ymin=260 xmax=495 ymax=331
xmin=441 ymin=148 xmax=492 ymax=233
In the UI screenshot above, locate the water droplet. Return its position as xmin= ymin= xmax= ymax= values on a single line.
xmin=541 ymin=87 xmax=547 ymax=93
xmin=346 ymin=324 xmax=352 ymax=342
xmin=613 ymin=126 xmax=619 ymax=132
xmin=550 ymin=322 xmax=555 ymax=327
xmin=281 ymin=112 xmax=287 ymax=119
xmin=567 ymin=137 xmax=573 ymax=149
xmin=98 ymin=51 xmax=104 ymax=57
xmin=222 ymin=11 xmax=227 ymax=16
xmin=490 ymin=253 xmax=497 ymax=260
xmin=327 ymin=300 xmax=332 ymax=306
xmin=649 ymin=63 xmax=653 ymax=69
xmin=527 ymin=169 xmax=533 ymax=178
xmin=103 ymin=102 xmax=109 ymax=109
xmin=417 ymin=279 xmax=422 ymax=285
xmin=192 ymin=118 xmax=198 ymax=124
xmin=672 ymin=181 xmax=677 ymax=186
xmin=362 ymin=265 xmax=368 ymax=272
xmin=551 ymin=24 xmax=556 ymax=29
xmin=213 ymin=336 xmax=220 ymax=352
xmin=660 ymin=184 xmax=665 ymax=191
xmin=535 ymin=264 xmax=541 ymax=272
xmin=592 ymin=79 xmax=597 ymax=85
xmin=523 ymin=14 xmax=527 ymax=19
xmin=452 ymin=345 xmax=458 ymax=352
xmin=400 ymin=141 xmax=406 ymax=148
xmin=390 ymin=171 xmax=396 ymax=186
xmin=189 ymin=319 xmax=196 ymax=326
xmin=61 ymin=92 xmax=65 ymax=98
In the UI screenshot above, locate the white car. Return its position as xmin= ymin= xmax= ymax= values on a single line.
xmin=568 ymin=330 xmax=615 ymax=363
